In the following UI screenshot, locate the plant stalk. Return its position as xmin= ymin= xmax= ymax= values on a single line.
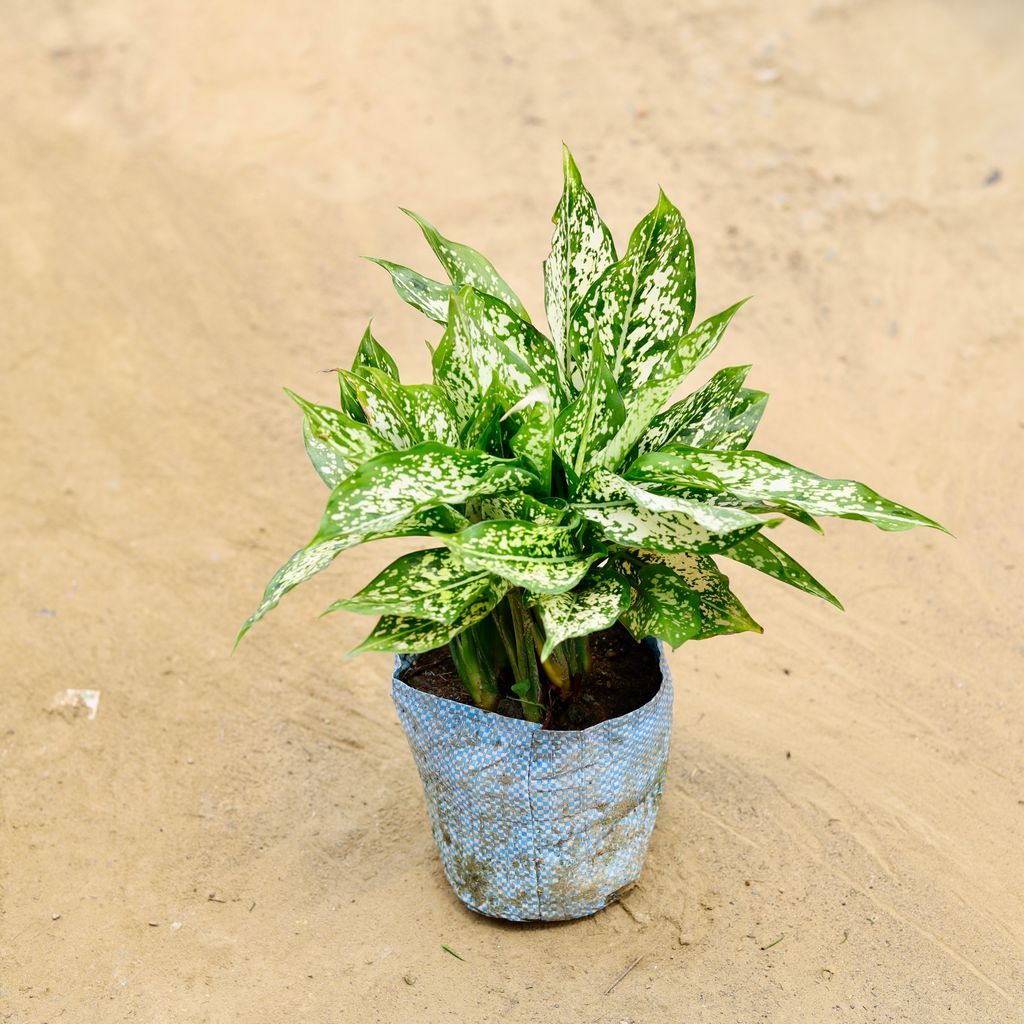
xmin=448 ymin=624 xmax=499 ymax=711
xmin=507 ymin=590 xmax=544 ymax=723
xmin=529 ymin=608 xmax=572 ymax=696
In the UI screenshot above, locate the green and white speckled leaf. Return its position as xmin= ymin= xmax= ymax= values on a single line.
xmin=598 ymin=301 xmax=748 ymax=470
xmin=351 ymin=322 xmax=399 ymax=380
xmin=315 ymin=444 xmax=536 ymax=545
xmin=529 ymin=566 xmax=631 ymax=660
xmin=350 ymin=580 xmax=509 ymax=655
xmin=396 ymin=381 xmax=459 ymax=446
xmin=627 ymin=445 xmax=946 ymax=532
xmin=569 ymin=189 xmax=694 ymax=391
xmin=234 ymin=504 xmax=468 ymax=645
xmin=364 ymin=257 xmax=451 ymax=324
xmin=432 ymin=288 xmax=563 ymax=428
xmin=438 ymin=519 xmax=603 ymax=595
xmin=347 ymin=367 xmax=459 ymax=448
xmin=286 ymin=389 xmax=390 ymax=487
xmin=767 ymin=504 xmax=823 ymax=533
xmin=452 ymin=287 xmax=565 ymax=406
xmin=302 ymin=415 xmax=349 ymax=488
xmin=326 ymin=547 xmax=502 ymax=623
xmin=620 ymin=550 xmax=761 ymax=648
xmin=459 ymin=384 xmax=504 ymax=451
xmin=724 ymin=532 xmax=842 ymax=608
xmin=382 ymin=504 xmax=471 ymax=538
xmin=431 ymin=307 xmax=480 ymax=427
xmin=472 ymin=492 xmax=567 ymax=525
xmin=506 ymin=388 xmax=555 ymax=493
xmin=342 ymin=370 xmax=411 ymax=447
xmin=555 ymin=343 xmax=625 ymax=479
xmin=336 ymin=370 xmax=366 ymax=422
xmin=715 ymin=387 xmax=769 ymax=452
xmin=236 ymin=537 xmax=353 ymax=645
xmin=638 ymin=365 xmax=751 ymax=456
xmin=403 ymin=208 xmax=530 ymax=323
xmin=573 ymin=468 xmax=764 ymax=554
xmin=543 ymin=145 xmax=617 ymax=368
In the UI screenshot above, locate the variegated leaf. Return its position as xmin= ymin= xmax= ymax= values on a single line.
xmin=342 ymin=369 xmax=411 ymax=447
xmin=350 ymin=580 xmax=509 ymax=654
xmin=397 ymin=381 xmax=459 ymax=446
xmin=569 ymin=188 xmax=694 ymax=391
xmin=234 ymin=504 xmax=468 ymax=645
xmin=437 ymin=518 xmax=603 ymax=595
xmin=757 ymin=503 xmax=823 ymax=533
xmin=529 ymin=566 xmax=631 ymax=660
xmin=351 ymin=321 xmax=399 ymax=380
xmin=638 ymin=365 xmax=751 ymax=456
xmin=302 ymin=415 xmax=348 ymax=488
xmin=336 ymin=370 xmax=366 ymax=422
xmin=724 ymin=532 xmax=842 ymax=608
xmin=451 ymin=287 xmax=565 ymax=407
xmin=506 ymin=387 xmax=555 ymax=493
xmin=431 ymin=290 xmax=549 ymax=428
xmin=573 ymin=468 xmax=764 ymax=553
xmin=458 ymin=384 xmax=503 ymax=451
xmin=347 ymin=367 xmax=460 ymax=448
xmin=619 ymin=550 xmax=761 ymax=647
xmin=364 ymin=257 xmax=451 ymax=324
xmin=236 ymin=537 xmax=353 ymax=646
xmin=543 ymin=145 xmax=617 ymax=367
xmin=315 ymin=444 xmax=537 ymax=544
xmin=472 ymin=492 xmax=567 ymax=525
xmin=597 ymin=301 xmax=748 ymax=470
xmin=403 ymin=208 xmax=531 ymax=322
xmin=627 ymin=446 xmax=946 ymax=532
xmin=326 ymin=547 xmax=502 ymax=623
xmin=715 ymin=387 xmax=769 ymax=452
xmin=555 ymin=343 xmax=625 ymax=479
xmin=286 ymin=388 xmax=390 ymax=485
xmin=383 ymin=504 xmax=471 ymax=537
xmin=431 ymin=306 xmax=480 ymax=428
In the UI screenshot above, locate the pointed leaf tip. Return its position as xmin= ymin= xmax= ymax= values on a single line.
xmin=231 ymin=624 xmax=248 ymax=652
xmin=561 ymin=144 xmax=581 ymax=182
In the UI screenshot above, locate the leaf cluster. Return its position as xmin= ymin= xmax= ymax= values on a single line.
xmin=238 ymin=148 xmax=944 ymax=719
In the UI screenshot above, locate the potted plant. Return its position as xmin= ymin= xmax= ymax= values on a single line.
xmin=237 ymin=148 xmax=945 ymax=922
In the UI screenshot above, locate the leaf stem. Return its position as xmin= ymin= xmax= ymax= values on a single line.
xmin=508 ymin=590 xmax=544 ymax=722
xmin=449 ymin=625 xmax=499 ymax=711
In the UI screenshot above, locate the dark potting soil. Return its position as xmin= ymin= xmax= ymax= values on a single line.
xmin=397 ymin=624 xmax=662 ymax=730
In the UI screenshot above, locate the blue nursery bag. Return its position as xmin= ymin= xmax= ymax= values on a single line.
xmin=391 ymin=639 xmax=673 ymax=922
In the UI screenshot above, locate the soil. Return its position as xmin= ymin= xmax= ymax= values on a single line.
xmin=2 ymin=3 xmax=1022 ymax=1023
xmin=399 ymin=624 xmax=663 ymax=730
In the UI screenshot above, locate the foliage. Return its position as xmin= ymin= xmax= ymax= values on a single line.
xmin=238 ymin=147 xmax=944 ymax=723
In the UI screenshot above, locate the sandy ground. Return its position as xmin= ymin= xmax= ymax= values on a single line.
xmin=1 ymin=1 xmax=1022 ymax=1021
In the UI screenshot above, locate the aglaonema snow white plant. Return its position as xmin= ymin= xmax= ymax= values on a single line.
xmin=238 ymin=147 xmax=945 ymax=724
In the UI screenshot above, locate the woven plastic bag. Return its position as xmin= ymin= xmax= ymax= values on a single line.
xmin=391 ymin=639 xmax=673 ymax=921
